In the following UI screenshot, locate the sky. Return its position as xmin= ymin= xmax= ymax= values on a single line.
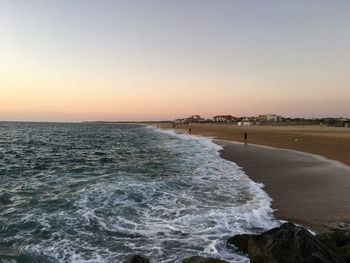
xmin=1 ymin=0 xmax=349 ymax=122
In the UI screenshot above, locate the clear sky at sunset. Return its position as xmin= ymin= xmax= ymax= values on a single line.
xmin=1 ymin=0 xmax=349 ymax=122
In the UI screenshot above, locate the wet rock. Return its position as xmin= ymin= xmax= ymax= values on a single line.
xmin=124 ymin=254 xmax=150 ymax=263
xmin=181 ymin=256 xmax=229 ymax=263
xmin=227 ymin=222 xmax=346 ymax=263
xmin=316 ymin=229 xmax=350 ymax=262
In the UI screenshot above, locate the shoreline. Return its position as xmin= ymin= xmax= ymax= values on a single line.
xmin=217 ymin=139 xmax=350 ymax=232
xmin=159 ymin=123 xmax=350 ymax=166
xmin=155 ymin=124 xmax=350 ymax=232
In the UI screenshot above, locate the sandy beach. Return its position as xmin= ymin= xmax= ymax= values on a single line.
xmin=161 ymin=123 xmax=350 ymax=166
xmin=218 ymin=140 xmax=350 ymax=232
xmin=157 ymin=123 xmax=350 ymax=232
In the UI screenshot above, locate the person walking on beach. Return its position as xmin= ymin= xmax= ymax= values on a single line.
xmin=244 ymin=131 xmax=248 ymax=144
xmin=189 ymin=128 xmax=192 ymax=135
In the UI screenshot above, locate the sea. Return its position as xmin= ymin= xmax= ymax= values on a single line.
xmin=0 ymin=122 xmax=279 ymax=263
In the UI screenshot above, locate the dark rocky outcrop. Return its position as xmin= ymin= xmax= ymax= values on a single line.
xmin=181 ymin=256 xmax=229 ymax=263
xmin=316 ymin=229 xmax=350 ymax=262
xmin=227 ymin=222 xmax=346 ymax=263
xmin=124 ymin=254 xmax=150 ymax=263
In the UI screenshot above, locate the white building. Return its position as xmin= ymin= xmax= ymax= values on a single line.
xmin=267 ymin=114 xmax=278 ymax=121
xmin=238 ymin=118 xmax=253 ymax=126
xmin=213 ymin=115 xmax=235 ymax=122
xmin=174 ymin=115 xmax=205 ymax=124
xmin=259 ymin=114 xmax=278 ymax=122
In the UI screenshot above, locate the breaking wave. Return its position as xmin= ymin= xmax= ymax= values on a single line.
xmin=0 ymin=123 xmax=279 ymax=263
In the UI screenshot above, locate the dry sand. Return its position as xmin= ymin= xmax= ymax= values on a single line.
xmin=157 ymin=123 xmax=350 ymax=232
xmin=161 ymin=123 xmax=350 ymax=166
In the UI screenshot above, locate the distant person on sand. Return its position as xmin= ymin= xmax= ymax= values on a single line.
xmin=244 ymin=131 xmax=248 ymax=144
xmin=189 ymin=128 xmax=192 ymax=135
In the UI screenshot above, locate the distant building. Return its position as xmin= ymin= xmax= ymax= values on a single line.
xmin=188 ymin=115 xmax=201 ymax=120
xmin=174 ymin=115 xmax=205 ymax=124
xmin=238 ymin=117 xmax=253 ymax=126
xmin=277 ymin=115 xmax=284 ymax=122
xmin=259 ymin=114 xmax=279 ymax=122
xmin=174 ymin=118 xmax=185 ymax=124
xmin=213 ymin=115 xmax=236 ymax=123
xmin=320 ymin=117 xmax=350 ymax=127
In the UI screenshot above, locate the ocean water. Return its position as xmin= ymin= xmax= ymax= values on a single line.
xmin=0 ymin=123 xmax=279 ymax=263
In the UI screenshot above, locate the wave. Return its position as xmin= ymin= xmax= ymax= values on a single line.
xmin=1 ymin=124 xmax=279 ymax=263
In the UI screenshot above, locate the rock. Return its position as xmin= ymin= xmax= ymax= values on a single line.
xmin=227 ymin=222 xmax=346 ymax=263
xmin=181 ymin=256 xmax=229 ymax=263
xmin=227 ymin=234 xmax=250 ymax=254
xmin=124 ymin=254 xmax=150 ymax=263
xmin=316 ymin=229 xmax=350 ymax=262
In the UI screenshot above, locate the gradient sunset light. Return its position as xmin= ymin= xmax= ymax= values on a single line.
xmin=1 ymin=0 xmax=350 ymax=122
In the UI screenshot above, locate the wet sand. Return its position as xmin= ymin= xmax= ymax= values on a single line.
xmin=160 ymin=123 xmax=350 ymax=166
xmin=217 ymin=140 xmax=350 ymax=232
xmin=156 ymin=123 xmax=350 ymax=232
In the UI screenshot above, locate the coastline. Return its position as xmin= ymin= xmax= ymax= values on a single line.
xmin=160 ymin=123 xmax=350 ymax=166
xmin=155 ymin=123 xmax=350 ymax=232
xmin=217 ymin=139 xmax=350 ymax=232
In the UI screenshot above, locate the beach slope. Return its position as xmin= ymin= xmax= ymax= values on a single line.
xmin=156 ymin=123 xmax=350 ymax=231
xmin=217 ymin=140 xmax=350 ymax=232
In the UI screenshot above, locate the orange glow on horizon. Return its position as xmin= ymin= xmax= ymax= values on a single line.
xmin=1 ymin=1 xmax=350 ymax=121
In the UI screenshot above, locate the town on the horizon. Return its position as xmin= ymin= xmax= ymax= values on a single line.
xmin=84 ymin=114 xmax=350 ymax=127
xmin=174 ymin=114 xmax=350 ymax=128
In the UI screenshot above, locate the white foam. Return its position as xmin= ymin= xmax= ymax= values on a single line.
xmin=20 ymin=126 xmax=280 ymax=263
